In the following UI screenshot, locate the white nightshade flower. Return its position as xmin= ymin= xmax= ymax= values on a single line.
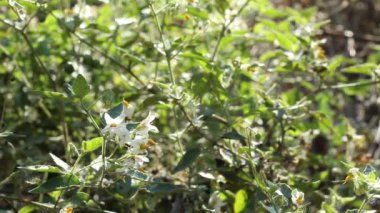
xmin=129 ymin=135 xmax=149 ymax=154
xmin=91 ymin=156 xmax=109 ymax=172
xmin=372 ymin=178 xmax=380 ymax=191
xmin=119 ymin=131 xmax=132 ymax=145
xmin=345 ymin=168 xmax=360 ymax=183
xmin=123 ymin=155 xmax=150 ymax=169
xmin=291 ymin=189 xmax=305 ymax=207
xmin=122 ymin=100 xmax=135 ymax=120
xmin=59 ymin=207 xmax=73 ymax=213
xmin=136 ymin=111 xmax=159 ymax=135
xmin=101 ymin=113 xmax=125 ymax=135
xmin=209 ymin=192 xmax=225 ymax=213
xmin=101 ymin=101 xmax=135 ymax=141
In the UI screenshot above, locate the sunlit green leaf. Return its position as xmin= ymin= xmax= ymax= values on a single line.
xmin=82 ymin=136 xmax=103 ymax=153
xmin=234 ymin=189 xmax=248 ymax=213
xmin=73 ymin=74 xmax=90 ymax=99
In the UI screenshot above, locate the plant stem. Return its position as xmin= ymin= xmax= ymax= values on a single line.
xmin=358 ymin=194 xmax=373 ymax=213
xmin=321 ymin=80 xmax=380 ymax=90
xmin=80 ymin=100 xmax=101 ymax=132
xmin=46 ymin=11 xmax=145 ymax=86
xmin=210 ymin=0 xmax=250 ymax=63
xmin=53 ymin=153 xmax=84 ymax=210
xmin=149 ymin=2 xmax=176 ymax=85
xmin=0 ymin=193 xmax=54 ymax=209
xmin=99 ymin=137 xmax=107 ymax=188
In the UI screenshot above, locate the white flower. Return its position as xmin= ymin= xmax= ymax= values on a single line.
xmin=101 ymin=112 xmax=125 ymax=136
xmin=123 ymin=155 xmax=150 ymax=169
xmin=291 ymin=189 xmax=304 ymax=207
xmin=136 ymin=111 xmax=159 ymax=135
xmin=59 ymin=207 xmax=73 ymax=213
xmin=122 ymin=100 xmax=135 ymax=120
xmin=90 ymin=156 xmax=109 ymax=172
xmin=119 ymin=131 xmax=132 ymax=145
xmin=345 ymin=168 xmax=360 ymax=183
xmin=372 ymin=178 xmax=380 ymax=191
xmin=129 ymin=135 xmax=149 ymax=154
xmin=101 ymin=100 xmax=135 ymax=141
xmin=209 ymin=191 xmax=225 ymax=213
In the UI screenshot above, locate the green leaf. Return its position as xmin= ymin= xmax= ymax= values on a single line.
xmin=101 ymin=89 xmax=115 ymax=108
xmin=0 ymin=131 xmax=13 ymax=138
xmin=234 ymin=189 xmax=248 ymax=213
xmin=66 ymin=191 xmax=90 ymax=206
xmin=146 ymin=182 xmax=186 ymax=194
xmin=82 ymin=137 xmax=104 ymax=153
xmin=30 ymin=175 xmax=80 ymax=193
xmin=86 ymin=23 xmax=111 ymax=33
xmin=274 ymin=32 xmax=299 ymax=52
xmin=363 ymin=164 xmax=376 ymax=175
xmin=19 ymin=205 xmax=38 ymax=213
xmin=126 ymin=168 xmax=149 ymax=181
xmin=18 ymin=165 xmax=63 ymax=174
xmin=187 ymin=7 xmax=208 ymax=20
xmin=102 ymin=102 xmax=123 ymax=124
xmin=321 ymin=202 xmax=337 ymax=213
xmin=342 ymin=63 xmax=376 ymax=76
xmin=126 ymin=122 xmax=139 ymax=131
xmin=32 ymin=91 xmax=68 ymax=100
xmin=277 ymin=183 xmax=292 ymax=201
xmin=73 ymin=74 xmax=90 ymax=99
xmin=181 ymin=51 xmax=210 ymax=63
xmin=173 ymin=148 xmax=201 ymax=174
xmin=49 ymin=153 xmax=70 ymax=171
xmin=222 ymin=130 xmax=245 ymax=141
xmin=113 ymin=177 xmax=139 ymax=199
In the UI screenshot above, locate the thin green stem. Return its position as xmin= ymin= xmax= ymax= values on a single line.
xmin=80 ymin=100 xmax=101 ymax=132
xmin=46 ymin=11 xmax=145 ymax=86
xmin=0 ymin=194 xmax=54 ymax=209
xmin=358 ymin=194 xmax=373 ymax=213
xmin=210 ymin=0 xmax=250 ymax=63
xmin=53 ymin=153 xmax=84 ymax=210
xmin=172 ymin=106 xmax=184 ymax=153
xmin=99 ymin=137 xmax=107 ymax=188
xmin=149 ymin=2 xmax=176 ymax=85
xmin=321 ymin=79 xmax=380 ymax=90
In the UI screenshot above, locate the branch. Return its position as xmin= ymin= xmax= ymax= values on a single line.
xmin=322 ymin=28 xmax=380 ymax=43
xmin=46 ymin=11 xmax=145 ymax=86
xmin=320 ymin=80 xmax=380 ymax=90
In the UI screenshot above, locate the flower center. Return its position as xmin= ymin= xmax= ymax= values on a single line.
xmin=110 ymin=123 xmax=117 ymax=128
xmin=147 ymin=139 xmax=156 ymax=146
xmin=296 ymin=196 xmax=304 ymax=205
xmin=344 ymin=174 xmax=354 ymax=184
xmin=140 ymin=144 xmax=149 ymax=150
xmin=123 ymin=100 xmax=129 ymax=107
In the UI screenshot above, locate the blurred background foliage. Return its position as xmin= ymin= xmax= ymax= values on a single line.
xmin=1 ymin=0 xmax=380 ymax=212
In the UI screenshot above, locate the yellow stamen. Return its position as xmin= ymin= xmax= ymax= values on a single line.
xmin=123 ymin=99 xmax=129 ymax=107
xmin=344 ymin=174 xmax=354 ymax=184
xmin=140 ymin=144 xmax=149 ymax=150
xmin=147 ymin=139 xmax=156 ymax=146
xmin=184 ymin=12 xmax=190 ymax=21
xmin=317 ymin=46 xmax=326 ymax=60
xmin=296 ymin=196 xmax=304 ymax=205
xmin=66 ymin=208 xmax=73 ymax=213
xmin=110 ymin=123 xmax=117 ymax=128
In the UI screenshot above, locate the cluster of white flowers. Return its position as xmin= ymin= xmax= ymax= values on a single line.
xmin=101 ymin=100 xmax=158 ymax=169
